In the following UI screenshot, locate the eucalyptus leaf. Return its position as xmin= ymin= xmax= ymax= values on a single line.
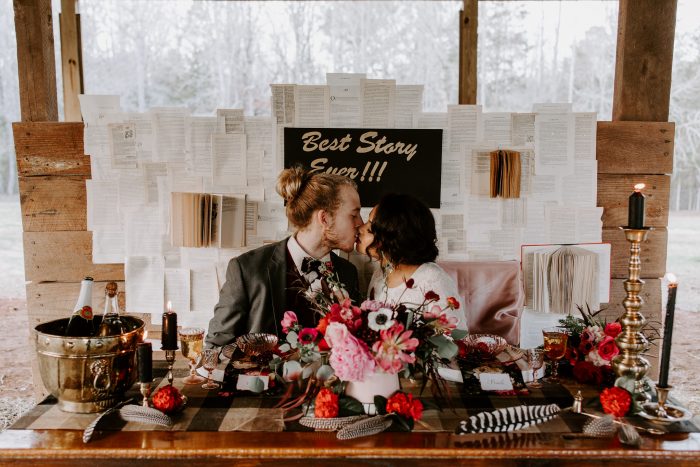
xmin=286 ymin=331 xmax=299 ymax=349
xmin=316 ymin=364 xmax=335 ymax=382
xmin=248 ymin=377 xmax=265 ymax=393
xmin=450 ymin=329 xmax=469 ymax=341
xmin=278 ymin=343 xmax=291 ymax=353
xmin=429 ymin=334 xmax=459 ymax=359
xmin=283 ymin=360 xmax=302 ymax=381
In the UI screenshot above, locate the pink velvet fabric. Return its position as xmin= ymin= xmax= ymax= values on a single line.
xmin=438 ymin=261 xmax=524 ymax=346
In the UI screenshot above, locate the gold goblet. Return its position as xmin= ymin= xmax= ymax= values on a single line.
xmin=542 ymin=328 xmax=568 ymax=383
xmin=178 ymin=327 xmax=205 ymax=385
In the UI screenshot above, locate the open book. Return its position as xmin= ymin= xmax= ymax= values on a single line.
xmin=521 ymin=243 xmax=611 ymax=314
xmin=170 ymin=192 xmax=246 ymax=248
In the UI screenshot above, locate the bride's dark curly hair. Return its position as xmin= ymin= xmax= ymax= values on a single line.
xmin=368 ymin=193 xmax=439 ymax=266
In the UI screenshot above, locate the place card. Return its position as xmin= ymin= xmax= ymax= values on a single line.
xmin=236 ymin=374 xmax=270 ymax=392
xmin=478 ymin=372 xmax=514 ymax=391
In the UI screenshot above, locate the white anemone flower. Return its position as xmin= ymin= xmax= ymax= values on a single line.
xmin=367 ymin=307 xmax=395 ymax=332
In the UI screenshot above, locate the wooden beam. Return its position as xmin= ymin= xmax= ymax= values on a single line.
xmin=13 ymin=122 xmax=89 ymax=177
xmin=13 ymin=0 xmax=58 ymax=122
xmin=597 ymin=121 xmax=674 ymax=174
xmin=458 ymin=0 xmax=477 ymax=105
xmin=59 ymin=0 xmax=84 ymax=122
xmin=612 ymin=0 xmax=677 ymax=122
xmin=598 ymin=174 xmax=670 ymax=228
xmin=18 ymin=176 xmax=87 ymax=231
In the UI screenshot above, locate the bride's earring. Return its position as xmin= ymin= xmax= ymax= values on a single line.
xmin=381 ymin=251 xmax=394 ymax=276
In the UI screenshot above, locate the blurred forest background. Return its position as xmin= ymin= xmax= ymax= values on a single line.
xmin=0 ymin=0 xmax=698 ymax=207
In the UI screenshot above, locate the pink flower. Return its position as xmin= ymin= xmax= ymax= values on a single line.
xmin=604 ymin=322 xmax=622 ymax=338
xmin=423 ymin=305 xmax=442 ymax=320
xmin=372 ymin=324 xmax=420 ymax=374
xmin=299 ymin=328 xmax=319 ymax=345
xmin=360 ymin=300 xmax=385 ymax=312
xmin=327 ymin=323 xmax=376 ymax=381
xmin=422 ymin=306 xmax=458 ymax=334
xmin=281 ymin=311 xmax=298 ymax=333
xmin=597 ymin=336 xmax=619 ymax=361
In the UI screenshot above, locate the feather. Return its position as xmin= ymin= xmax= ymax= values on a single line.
xmin=299 ymin=415 xmax=368 ymax=431
xmin=336 ymin=414 xmax=393 ymax=440
xmin=618 ymin=422 xmax=642 ymax=448
xmin=455 ymin=404 xmax=560 ymax=434
xmin=83 ymin=398 xmax=134 ymax=443
xmin=119 ymin=405 xmax=173 ymax=426
xmin=582 ymin=414 xmax=617 ymax=437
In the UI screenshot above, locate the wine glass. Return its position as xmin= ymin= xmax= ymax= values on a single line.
xmin=542 ymin=328 xmax=568 ymax=383
xmin=201 ymin=348 xmax=221 ymax=390
xmin=178 ymin=327 xmax=205 ymax=385
xmin=524 ymin=348 xmax=545 ymax=388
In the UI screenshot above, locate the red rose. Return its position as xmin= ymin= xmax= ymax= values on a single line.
xmin=317 ymin=337 xmax=330 ymax=352
xmin=424 ymin=291 xmax=440 ymax=302
xmin=597 ymin=336 xmax=619 ymax=362
xmin=151 ymin=385 xmax=185 ymax=414
xmin=600 ymin=386 xmax=632 ymax=417
xmin=314 ymin=388 xmax=339 ymax=418
xmin=604 ymin=322 xmax=622 ymax=338
xmin=446 ymin=296 xmax=460 ymax=310
xmin=405 ymin=278 xmax=415 ymax=289
xmin=572 ymin=360 xmax=603 ymax=385
xmin=386 ymin=392 xmax=423 ymax=421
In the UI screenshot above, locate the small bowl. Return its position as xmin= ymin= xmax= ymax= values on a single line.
xmin=460 ymin=334 xmax=509 ymax=360
xmin=235 ymin=333 xmax=278 ymax=357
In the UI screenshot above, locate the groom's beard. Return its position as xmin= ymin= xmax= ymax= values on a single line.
xmin=321 ymin=218 xmax=350 ymax=252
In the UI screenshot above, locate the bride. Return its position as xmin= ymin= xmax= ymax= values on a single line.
xmin=356 ymin=193 xmax=466 ymax=330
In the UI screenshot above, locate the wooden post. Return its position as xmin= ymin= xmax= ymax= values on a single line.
xmin=458 ymin=0 xmax=478 ymax=105
xmin=613 ymin=0 xmax=677 ymax=122
xmin=60 ymin=0 xmax=84 ymax=122
xmin=13 ymin=0 xmax=58 ymax=122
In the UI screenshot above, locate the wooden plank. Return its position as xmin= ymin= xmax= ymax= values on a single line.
xmin=597 ymin=174 xmax=670 ymax=228
xmin=13 ymin=122 xmax=89 ymax=177
xmin=23 ymin=231 xmax=124 ymax=282
xmin=13 ymin=0 xmax=58 ymax=122
xmin=603 ymin=227 xmax=667 ymax=279
xmin=597 ymin=121 xmax=674 ymax=174
xmin=458 ymin=0 xmax=477 ymax=105
xmin=59 ymin=0 xmax=84 ymax=122
xmin=613 ymin=0 xmax=677 ymax=122
xmin=18 ymin=176 xmax=86 ymax=231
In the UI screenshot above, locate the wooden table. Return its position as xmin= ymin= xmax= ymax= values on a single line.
xmin=1 ymin=429 xmax=700 ymax=466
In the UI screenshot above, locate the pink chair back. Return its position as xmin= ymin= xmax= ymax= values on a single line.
xmin=438 ymin=260 xmax=524 ymax=346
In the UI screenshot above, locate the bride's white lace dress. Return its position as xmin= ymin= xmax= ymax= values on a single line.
xmin=367 ymin=262 xmax=466 ymax=330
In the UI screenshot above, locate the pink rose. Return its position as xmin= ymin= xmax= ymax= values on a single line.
xmin=604 ymin=322 xmax=622 ymax=338
xmin=324 ymin=322 xmax=349 ymax=349
xmin=281 ymin=311 xmax=298 ymax=333
xmin=597 ymin=336 xmax=619 ymax=361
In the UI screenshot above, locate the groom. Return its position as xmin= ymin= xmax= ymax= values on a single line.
xmin=206 ymin=168 xmax=363 ymax=347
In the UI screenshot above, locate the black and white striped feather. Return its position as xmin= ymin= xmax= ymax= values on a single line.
xmin=456 ymin=404 xmax=561 ymax=434
xmin=119 ymin=405 xmax=173 ymax=426
xmin=336 ymin=414 xmax=393 ymax=440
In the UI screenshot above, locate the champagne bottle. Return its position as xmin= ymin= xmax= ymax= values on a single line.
xmin=97 ymin=282 xmax=128 ymax=336
xmin=65 ymin=277 xmax=95 ymax=337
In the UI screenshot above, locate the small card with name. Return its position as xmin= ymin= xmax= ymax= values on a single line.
xmin=478 ymin=372 xmax=514 ymax=391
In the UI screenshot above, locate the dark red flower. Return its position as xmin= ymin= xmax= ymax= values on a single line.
xmin=572 ymin=360 xmax=603 ymax=385
xmin=405 ymin=278 xmax=415 ymax=289
xmin=600 ymin=386 xmax=632 ymax=417
xmin=299 ymin=328 xmax=319 ymax=344
xmin=446 ymin=296 xmax=460 ymax=310
xmin=424 ymin=291 xmax=440 ymax=302
xmin=604 ymin=322 xmax=622 ymax=338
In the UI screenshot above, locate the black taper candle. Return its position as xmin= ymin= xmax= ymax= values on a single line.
xmin=658 ymin=280 xmax=678 ymax=388
xmin=628 ymin=184 xmax=646 ymax=229
xmin=137 ymin=342 xmax=152 ymax=383
xmin=161 ymin=311 xmax=178 ymax=350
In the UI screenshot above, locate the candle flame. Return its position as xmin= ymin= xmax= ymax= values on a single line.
xmin=665 ymin=272 xmax=678 ymax=286
xmin=166 ymin=300 xmax=173 ymax=312
xmin=634 ymin=183 xmax=645 ymax=191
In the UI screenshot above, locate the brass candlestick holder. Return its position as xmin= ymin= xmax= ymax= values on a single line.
xmin=612 ymin=227 xmax=654 ymax=403
xmin=164 ymin=349 xmax=177 ymax=385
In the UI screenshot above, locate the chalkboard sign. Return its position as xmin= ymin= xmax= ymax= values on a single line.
xmin=284 ymin=128 xmax=442 ymax=208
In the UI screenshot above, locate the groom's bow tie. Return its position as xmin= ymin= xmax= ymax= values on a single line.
xmin=301 ymin=257 xmax=323 ymax=276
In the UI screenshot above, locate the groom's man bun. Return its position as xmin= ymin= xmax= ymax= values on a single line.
xmin=276 ymin=166 xmax=357 ymax=229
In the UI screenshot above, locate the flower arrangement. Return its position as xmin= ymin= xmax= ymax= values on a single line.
xmin=556 ymin=306 xmax=620 ymax=387
xmin=279 ymin=272 xmax=465 ymax=386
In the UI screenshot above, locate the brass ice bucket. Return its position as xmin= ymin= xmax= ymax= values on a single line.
xmin=34 ymin=315 xmax=145 ymax=413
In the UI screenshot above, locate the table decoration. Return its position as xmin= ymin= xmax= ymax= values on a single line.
xmin=151 ymin=384 xmax=186 ymax=414
xmin=161 ymin=302 xmax=178 ymax=385
xmin=455 ymin=403 xmax=561 ymax=434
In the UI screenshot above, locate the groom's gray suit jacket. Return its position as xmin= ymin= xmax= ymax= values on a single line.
xmin=206 ymin=238 xmax=360 ymax=347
